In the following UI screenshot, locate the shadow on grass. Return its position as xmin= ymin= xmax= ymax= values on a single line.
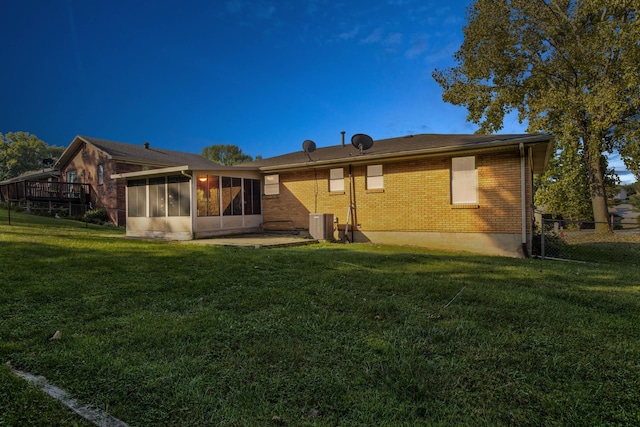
xmin=2 ymin=221 xmax=640 ymax=425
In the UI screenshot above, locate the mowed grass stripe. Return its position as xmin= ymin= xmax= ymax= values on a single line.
xmin=1 ymin=209 xmax=639 ymax=425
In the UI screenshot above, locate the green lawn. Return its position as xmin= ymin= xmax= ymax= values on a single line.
xmin=1 ymin=209 xmax=639 ymax=426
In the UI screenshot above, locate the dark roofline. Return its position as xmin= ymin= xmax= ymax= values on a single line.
xmin=55 ymin=135 xmax=223 ymax=170
xmin=0 ymin=168 xmax=60 ymax=185
xmin=250 ymin=133 xmax=553 ymax=172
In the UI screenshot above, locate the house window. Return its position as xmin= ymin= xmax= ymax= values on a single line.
xmin=67 ymin=170 xmax=77 ymax=183
xmin=97 ymin=165 xmax=104 ymax=185
xmin=329 ymin=168 xmax=344 ymax=192
xmin=451 ymin=156 xmax=478 ymax=204
xmin=168 ymin=175 xmax=190 ymax=217
xmin=149 ymin=177 xmax=166 ymax=217
xmin=243 ymin=178 xmax=261 ymax=215
xmin=197 ymin=175 xmax=220 ymax=216
xmin=264 ymin=174 xmax=279 ymax=195
xmin=127 ymin=179 xmax=147 ymax=217
xmin=366 ymin=165 xmax=383 ymax=190
xmin=222 ymin=177 xmax=242 ymax=216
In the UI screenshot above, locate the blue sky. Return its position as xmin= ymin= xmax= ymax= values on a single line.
xmin=1 ymin=0 xmax=634 ymax=182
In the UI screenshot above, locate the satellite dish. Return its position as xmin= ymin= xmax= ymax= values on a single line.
xmin=302 ymin=139 xmax=316 ymax=153
xmin=42 ymin=158 xmax=54 ymax=167
xmin=351 ymin=133 xmax=374 ymax=154
xmin=302 ymin=139 xmax=316 ymax=161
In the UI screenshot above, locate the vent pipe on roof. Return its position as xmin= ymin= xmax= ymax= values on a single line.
xmin=144 ymin=142 xmax=150 ymax=149
xmin=341 ymin=131 xmax=345 ymax=147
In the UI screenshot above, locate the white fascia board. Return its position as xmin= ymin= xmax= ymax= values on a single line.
xmin=111 ymin=165 xmax=191 ymax=179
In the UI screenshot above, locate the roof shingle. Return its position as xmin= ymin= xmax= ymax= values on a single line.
xmin=245 ymin=133 xmax=552 ymax=171
xmin=77 ymin=136 xmax=222 ymax=169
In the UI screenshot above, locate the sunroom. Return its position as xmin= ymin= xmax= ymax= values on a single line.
xmin=113 ymin=165 xmax=262 ymax=239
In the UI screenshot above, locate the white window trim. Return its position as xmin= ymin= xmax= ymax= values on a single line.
xmin=66 ymin=170 xmax=77 ymax=183
xmin=451 ymin=156 xmax=478 ymax=204
xmin=264 ymin=174 xmax=280 ymax=195
xmin=366 ymin=164 xmax=383 ymax=190
xmin=329 ymin=168 xmax=344 ymax=192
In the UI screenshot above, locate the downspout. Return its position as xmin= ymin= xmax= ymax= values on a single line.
xmin=346 ymin=164 xmax=356 ymax=243
xmin=519 ymin=143 xmax=529 ymax=257
xmin=349 ymin=165 xmax=358 ymax=243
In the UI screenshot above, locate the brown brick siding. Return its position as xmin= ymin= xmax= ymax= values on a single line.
xmin=263 ymin=150 xmax=532 ymax=235
xmin=59 ymin=142 xmax=145 ymax=225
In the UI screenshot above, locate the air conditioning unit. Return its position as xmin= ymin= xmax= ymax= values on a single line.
xmin=309 ymin=213 xmax=334 ymax=241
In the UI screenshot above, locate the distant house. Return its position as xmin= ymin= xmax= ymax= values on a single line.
xmin=0 ymin=168 xmax=70 ymax=213
xmin=116 ymin=133 xmax=552 ymax=257
xmin=54 ymin=135 xmax=222 ymax=225
xmin=613 ymin=188 xmax=628 ymax=202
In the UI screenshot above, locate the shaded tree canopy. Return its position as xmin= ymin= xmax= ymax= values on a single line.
xmin=433 ymin=0 xmax=640 ymax=230
xmin=200 ymin=144 xmax=255 ymax=166
xmin=0 ymin=132 xmax=65 ymax=181
xmin=534 ymin=141 xmax=618 ymax=220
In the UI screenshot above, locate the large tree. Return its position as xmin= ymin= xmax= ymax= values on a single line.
xmin=433 ymin=0 xmax=640 ymax=231
xmin=200 ymin=144 xmax=255 ymax=166
xmin=0 ymin=132 xmax=64 ymax=181
xmin=534 ymin=141 xmax=618 ymax=220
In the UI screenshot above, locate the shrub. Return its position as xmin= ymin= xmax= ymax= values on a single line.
xmin=51 ymin=206 xmax=69 ymax=218
xmin=82 ymin=208 xmax=110 ymax=224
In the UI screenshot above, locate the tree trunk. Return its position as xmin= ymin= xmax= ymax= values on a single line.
xmin=584 ymin=141 xmax=611 ymax=233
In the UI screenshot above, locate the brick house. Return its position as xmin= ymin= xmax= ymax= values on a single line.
xmin=247 ymin=133 xmax=553 ymax=257
xmin=0 ymin=168 xmax=67 ymax=213
xmin=114 ymin=133 xmax=552 ymax=257
xmin=55 ymin=135 xmax=221 ymax=225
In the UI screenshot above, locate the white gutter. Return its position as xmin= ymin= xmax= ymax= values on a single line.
xmin=111 ymin=165 xmax=191 ymax=179
xmin=519 ymin=143 xmax=527 ymax=251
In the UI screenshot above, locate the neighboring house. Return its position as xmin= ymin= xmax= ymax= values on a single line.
xmin=0 ymin=168 xmax=60 ymax=201
xmin=0 ymin=168 xmax=73 ymax=213
xmin=249 ymin=133 xmax=552 ymax=257
xmin=54 ymin=135 xmax=223 ymax=225
xmin=116 ymin=132 xmax=552 ymax=257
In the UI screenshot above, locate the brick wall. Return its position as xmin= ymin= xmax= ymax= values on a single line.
xmin=262 ymin=150 xmax=531 ymax=235
xmin=60 ymin=142 xmax=145 ymax=225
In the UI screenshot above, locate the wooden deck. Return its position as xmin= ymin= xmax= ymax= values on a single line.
xmin=1 ymin=180 xmax=91 ymax=203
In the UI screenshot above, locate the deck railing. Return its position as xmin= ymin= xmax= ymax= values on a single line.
xmin=24 ymin=181 xmax=91 ymax=202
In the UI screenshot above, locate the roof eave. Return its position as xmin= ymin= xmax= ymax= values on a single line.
xmin=112 ymin=165 xmax=192 ymax=179
xmin=112 ymin=164 xmax=260 ymax=179
xmin=54 ymin=135 xmax=86 ymax=169
xmin=108 ymin=156 xmax=177 ymax=167
xmin=258 ymin=135 xmax=553 ymax=172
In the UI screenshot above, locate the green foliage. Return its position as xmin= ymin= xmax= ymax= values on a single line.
xmin=81 ymin=208 xmax=110 ymax=224
xmin=622 ymin=182 xmax=639 ymax=197
xmin=1 ymin=211 xmax=640 ymax=425
xmin=200 ymin=144 xmax=254 ymax=166
xmin=535 ymin=141 xmax=619 ymax=219
xmin=535 ymin=142 xmax=593 ymax=220
xmin=433 ymin=0 xmax=640 ymax=226
xmin=630 ymin=193 xmax=640 ymax=210
xmin=0 ymin=132 xmax=65 ymax=181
